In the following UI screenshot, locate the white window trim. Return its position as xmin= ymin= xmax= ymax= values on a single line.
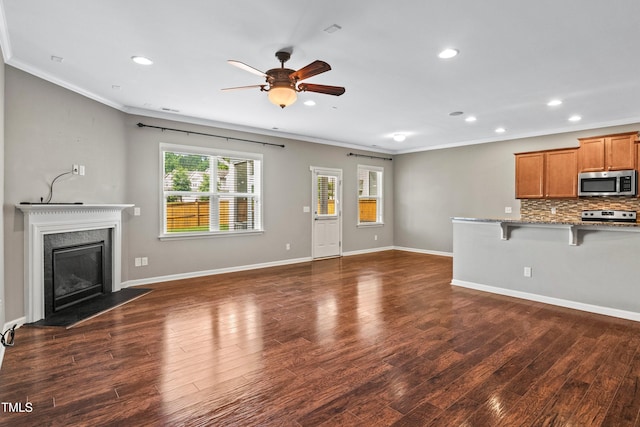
xmin=159 ymin=143 xmax=263 ymax=240
xmin=357 ymin=164 xmax=384 ymax=227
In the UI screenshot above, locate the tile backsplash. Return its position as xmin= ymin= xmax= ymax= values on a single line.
xmin=520 ymin=198 xmax=640 ymax=222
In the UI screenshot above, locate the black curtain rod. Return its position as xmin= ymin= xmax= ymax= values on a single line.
xmin=347 ymin=152 xmax=393 ymax=161
xmin=136 ymin=123 xmax=285 ymax=148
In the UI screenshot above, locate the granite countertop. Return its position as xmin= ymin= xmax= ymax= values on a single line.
xmin=451 ymin=217 xmax=640 ymax=228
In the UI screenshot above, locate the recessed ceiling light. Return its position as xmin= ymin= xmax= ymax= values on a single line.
xmin=131 ymin=56 xmax=153 ymax=65
xmin=465 ymin=116 xmax=477 ymax=122
xmin=568 ymin=115 xmax=582 ymax=122
xmin=449 ymin=111 xmax=464 ymax=116
xmin=495 ymin=127 xmax=506 ymax=133
xmin=547 ymin=99 xmax=563 ymax=106
xmin=304 ymin=100 xmax=316 ymax=106
xmin=393 ymin=133 xmax=407 ymax=142
xmin=438 ymin=48 xmax=459 ymax=59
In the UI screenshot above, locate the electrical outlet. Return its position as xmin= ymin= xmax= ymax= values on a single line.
xmin=374 ymin=235 xmax=378 ymax=241
xmin=285 ymin=243 xmax=290 ymax=250
xmin=524 ymin=266 xmax=532 ymax=278
xmin=505 ymin=206 xmax=512 ymax=214
xmin=135 ymin=257 xmax=141 ymax=267
xmin=134 ymin=207 xmax=141 ymax=216
xmin=72 ymin=164 xmax=79 ymax=175
xmin=551 ymin=207 xmax=557 ymax=215
xmin=141 ymin=257 xmax=148 ymax=266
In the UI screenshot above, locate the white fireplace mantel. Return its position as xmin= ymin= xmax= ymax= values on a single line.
xmin=17 ymin=204 xmax=133 ymax=323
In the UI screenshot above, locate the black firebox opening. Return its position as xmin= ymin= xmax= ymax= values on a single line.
xmin=52 ymin=242 xmax=105 ymax=312
xmin=43 ymin=229 xmax=113 ymax=319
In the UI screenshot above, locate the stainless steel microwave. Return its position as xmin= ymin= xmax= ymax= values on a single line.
xmin=578 ymin=170 xmax=637 ymax=197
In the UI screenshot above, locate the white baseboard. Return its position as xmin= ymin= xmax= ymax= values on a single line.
xmin=0 ymin=317 xmax=26 ymax=369
xmin=342 ymin=246 xmax=395 ymax=256
xmin=451 ymin=279 xmax=640 ymax=322
xmin=393 ymin=246 xmax=453 ymax=257
xmin=122 ymin=248 xmax=451 ymax=288
xmin=122 ymin=256 xmax=313 ymax=288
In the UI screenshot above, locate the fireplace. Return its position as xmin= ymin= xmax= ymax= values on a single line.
xmin=18 ymin=204 xmax=132 ymax=323
xmin=53 ymin=242 xmax=104 ymax=311
xmin=43 ymin=227 xmax=113 ymax=317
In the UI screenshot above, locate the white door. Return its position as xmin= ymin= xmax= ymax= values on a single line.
xmin=311 ymin=167 xmax=342 ymax=259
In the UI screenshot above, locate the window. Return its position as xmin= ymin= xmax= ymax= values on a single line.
xmin=357 ymin=165 xmax=383 ymax=225
xmin=316 ymin=174 xmax=337 ymax=216
xmin=160 ymin=144 xmax=262 ymax=237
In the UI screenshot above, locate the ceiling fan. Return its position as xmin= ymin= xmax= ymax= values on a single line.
xmin=222 ymin=50 xmax=345 ymax=108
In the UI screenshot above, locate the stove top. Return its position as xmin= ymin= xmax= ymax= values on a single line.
xmin=581 ymin=210 xmax=637 ymax=223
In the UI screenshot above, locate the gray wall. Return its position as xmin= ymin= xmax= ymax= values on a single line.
xmin=452 ymin=220 xmax=640 ymax=317
xmin=3 ymin=66 xmax=394 ymax=320
xmin=0 ymin=45 xmax=5 ymax=331
xmin=123 ymin=114 xmax=393 ymax=281
xmin=394 ymin=123 xmax=640 ymax=254
xmin=4 ymin=67 xmax=128 ymax=321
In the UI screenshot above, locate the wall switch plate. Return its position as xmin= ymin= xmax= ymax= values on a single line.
xmin=79 ymin=165 xmax=85 ymax=176
xmin=303 ymin=206 xmax=310 ymax=213
xmin=135 ymin=257 xmax=141 ymax=267
xmin=505 ymin=206 xmax=512 ymax=214
xmin=524 ymin=266 xmax=532 ymax=277
xmin=551 ymin=207 xmax=557 ymax=214
xmin=134 ymin=207 xmax=141 ymax=216
xmin=285 ymin=243 xmax=290 ymax=250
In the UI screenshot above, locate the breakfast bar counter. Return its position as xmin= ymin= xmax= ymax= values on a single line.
xmin=452 ymin=217 xmax=640 ymax=246
xmin=451 ymin=217 xmax=640 ymax=321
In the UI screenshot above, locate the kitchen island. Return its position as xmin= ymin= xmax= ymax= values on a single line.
xmin=452 ymin=217 xmax=640 ymax=321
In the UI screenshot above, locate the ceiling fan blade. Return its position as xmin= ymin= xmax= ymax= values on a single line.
xmin=227 ymin=60 xmax=267 ymax=77
xmin=221 ymin=84 xmax=265 ymax=91
xmin=291 ymin=60 xmax=331 ymax=81
xmin=298 ymin=83 xmax=345 ymax=96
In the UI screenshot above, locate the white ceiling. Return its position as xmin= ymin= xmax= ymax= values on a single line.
xmin=2 ymin=0 xmax=640 ymax=154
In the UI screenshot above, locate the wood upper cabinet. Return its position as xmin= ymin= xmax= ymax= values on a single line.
xmin=515 ymin=152 xmax=544 ymax=198
xmin=545 ymin=149 xmax=578 ymax=198
xmin=515 ymin=148 xmax=578 ymax=199
xmin=578 ymin=132 xmax=637 ymax=172
xmin=637 ymin=143 xmax=640 ymax=197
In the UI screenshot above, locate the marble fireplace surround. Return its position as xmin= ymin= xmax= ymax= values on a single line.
xmin=17 ymin=204 xmax=133 ymax=323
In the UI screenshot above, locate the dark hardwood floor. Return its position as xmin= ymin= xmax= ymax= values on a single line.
xmin=1 ymin=251 xmax=640 ymax=426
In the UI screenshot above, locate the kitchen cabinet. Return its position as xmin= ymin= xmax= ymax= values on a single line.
xmin=637 ymin=143 xmax=640 ymax=198
xmin=578 ymin=132 xmax=637 ymax=172
xmin=515 ymin=152 xmax=544 ymax=198
xmin=515 ymin=148 xmax=578 ymax=198
xmin=545 ymin=149 xmax=578 ymax=197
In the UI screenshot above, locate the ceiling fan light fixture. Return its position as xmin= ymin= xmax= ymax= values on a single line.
xmin=268 ymin=85 xmax=297 ymax=108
